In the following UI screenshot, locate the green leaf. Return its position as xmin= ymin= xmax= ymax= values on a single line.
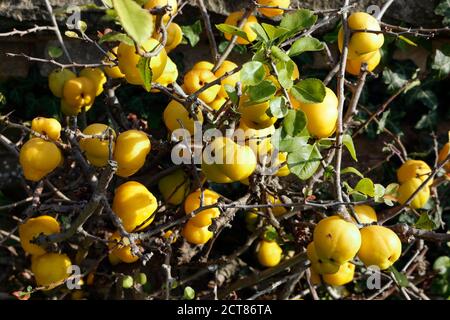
xmin=216 ymin=24 xmax=249 ymax=42
xmin=435 ymin=0 xmax=450 ymax=25
xmin=137 ymin=56 xmax=153 ymax=92
xmin=408 ymin=89 xmax=438 ymax=110
xmin=341 ymin=167 xmax=364 ymax=178
xmin=264 ymin=226 xmax=279 ymax=241
xmin=112 ymin=0 xmax=154 ymax=45
xmin=432 ymin=49 xmax=450 ymax=79
xmin=271 ymin=46 xmax=291 ymax=62
xmin=271 ymin=128 xmax=308 ymax=153
xmin=398 ymin=35 xmax=417 ymax=47
xmin=99 ymin=31 xmax=134 ymax=45
xmin=224 ymin=84 xmax=238 ymax=104
xmin=415 ymin=213 xmax=438 ymax=231
xmin=183 ymin=286 xmax=195 ymax=300
xmin=247 ymin=80 xmax=277 ymax=103
xmin=343 ymin=134 xmax=358 ymax=161
xmin=181 ymin=20 xmax=202 ymax=47
xmin=283 ymin=109 xmax=308 ymax=137
xmin=382 ymin=67 xmax=410 ymax=92
xmin=389 ymin=266 xmax=409 ymax=287
xmin=275 ymin=60 xmax=294 ymax=90
xmin=289 ymin=36 xmax=324 ymax=57
xmin=288 ymin=144 xmax=322 ymax=180
xmin=64 ymin=30 xmax=80 ymax=38
xmin=374 ymin=184 xmax=386 ymax=202
xmin=433 ymin=256 xmax=450 ymax=275
xmin=290 ymin=78 xmax=326 ymax=104
xmin=280 ymin=9 xmax=317 ymax=33
xmin=241 ymin=61 xmax=266 ymax=86
xmin=269 ymin=96 xmax=288 ymax=118
xmin=261 ymin=23 xmax=289 ymax=41
xmin=354 ymin=178 xmax=375 ymax=197
xmin=250 ymin=23 xmax=270 ymax=43
xmin=385 ymin=183 xmax=400 ymax=196
xmin=48 ymin=46 xmax=63 ymax=59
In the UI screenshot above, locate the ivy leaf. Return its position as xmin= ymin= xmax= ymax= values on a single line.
xmin=431 ymin=49 xmax=450 ymax=79
xmin=181 ymin=20 xmax=202 ymax=47
xmin=288 ymin=144 xmax=322 ymax=180
xmin=137 ymin=56 xmax=153 ymax=92
xmin=435 ymin=0 xmax=450 ymax=25
xmin=382 ymin=67 xmax=412 ymax=92
xmin=241 ymin=61 xmax=266 ymax=86
xmin=283 ymin=109 xmax=308 ymax=137
xmin=247 ymin=80 xmax=277 ymax=103
xmin=290 ymin=78 xmax=326 ymax=104
xmin=112 ymin=0 xmax=154 ymax=44
xmin=48 ymin=46 xmax=63 ymax=59
xmin=415 ymin=213 xmax=438 ymax=231
xmin=289 ymin=36 xmax=324 ymax=57
xmin=433 ymin=256 xmax=450 ymax=275
xmin=407 ymin=89 xmax=438 ymax=110
xmin=389 ymin=266 xmax=409 ymax=287
xmin=269 ymin=96 xmax=288 ymax=118
xmin=99 ymin=31 xmax=133 ymax=45
xmin=354 ymin=178 xmax=375 ymax=197
xmin=216 ymin=24 xmax=249 ymax=42
xmin=343 ymin=134 xmax=358 ymax=161
xmin=280 ymin=9 xmax=317 ymax=33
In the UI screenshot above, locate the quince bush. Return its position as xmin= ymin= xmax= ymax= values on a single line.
xmin=0 ymin=0 xmax=449 ymax=301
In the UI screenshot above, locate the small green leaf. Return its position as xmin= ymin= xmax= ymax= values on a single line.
xmin=250 ymin=23 xmax=269 ymax=43
xmin=181 ymin=20 xmax=202 ymax=47
xmin=48 ymin=46 xmax=63 ymax=59
xmin=271 ymin=46 xmax=291 ymax=62
xmin=289 ymin=36 xmax=324 ymax=57
xmin=122 ymin=275 xmax=134 ymax=289
xmin=283 ymin=109 xmax=308 ymax=137
xmin=341 ymin=167 xmax=364 ymax=178
xmin=275 ymin=60 xmax=294 ymax=90
xmin=183 ymin=286 xmax=195 ymax=300
xmin=290 ymin=78 xmax=326 ymax=104
xmin=343 ymin=134 xmax=358 ymax=161
xmin=241 ymin=61 xmax=266 ymax=86
xmin=398 ymin=35 xmax=417 ymax=47
xmin=224 ymin=84 xmax=238 ymax=104
xmin=113 ymin=0 xmax=154 ymax=45
xmin=261 ymin=23 xmax=289 ymax=41
xmin=385 ymin=183 xmax=400 ymax=196
xmin=77 ymin=20 xmax=88 ymax=33
xmin=264 ymin=226 xmax=279 ymax=241
xmin=269 ymin=96 xmax=288 ymax=118
xmin=415 ymin=213 xmax=438 ymax=231
xmin=280 ymin=9 xmax=317 ymax=33
xmin=216 ymin=24 xmax=249 ymax=42
xmin=374 ymin=184 xmax=386 ymax=202
xmin=99 ymin=32 xmax=134 ymax=45
xmin=354 ymin=178 xmax=375 ymax=197
xmin=248 ymin=80 xmax=277 ymax=103
xmin=389 ymin=266 xmax=409 ymax=287
xmin=288 ymin=144 xmax=322 ymax=180
xmin=65 ymin=30 xmax=80 ymax=38
xmin=137 ymin=56 xmax=153 ymax=92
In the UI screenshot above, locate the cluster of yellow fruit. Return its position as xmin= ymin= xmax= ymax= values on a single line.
xmin=104 ymin=0 xmax=183 ymax=90
xmin=48 ymin=67 xmax=106 ymax=116
xmin=19 ymin=215 xmax=72 ymax=288
xmin=108 ymin=181 xmax=158 ymax=264
xmin=79 ymin=124 xmax=150 ymax=177
xmin=338 ymin=12 xmax=384 ymax=76
xmin=20 ymin=117 xmax=63 ymax=181
xmin=396 ymin=160 xmax=432 ymax=209
xmin=307 ymin=208 xmax=401 ymax=286
xmin=182 ymin=189 xmax=221 ymax=245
